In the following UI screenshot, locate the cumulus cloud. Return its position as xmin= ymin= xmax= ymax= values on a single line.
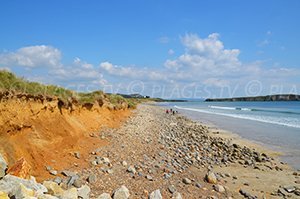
xmin=0 ymin=45 xmax=62 ymax=68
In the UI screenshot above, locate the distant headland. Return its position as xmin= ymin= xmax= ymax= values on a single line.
xmin=205 ymin=94 xmax=300 ymax=102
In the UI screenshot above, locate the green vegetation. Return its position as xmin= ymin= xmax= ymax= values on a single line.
xmin=0 ymin=70 xmax=137 ymax=108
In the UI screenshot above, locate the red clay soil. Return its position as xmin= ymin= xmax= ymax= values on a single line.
xmin=0 ymin=99 xmax=131 ymax=182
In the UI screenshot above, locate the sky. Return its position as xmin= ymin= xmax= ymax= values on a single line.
xmin=0 ymin=0 xmax=300 ymax=98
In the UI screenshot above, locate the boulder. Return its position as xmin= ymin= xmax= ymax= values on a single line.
xmin=43 ymin=181 xmax=64 ymax=197
xmin=0 ymin=191 xmax=9 ymax=199
xmin=0 ymin=174 xmax=47 ymax=195
xmin=97 ymin=193 xmax=112 ymax=199
xmin=0 ymin=154 xmax=7 ymax=178
xmin=14 ymin=184 xmax=35 ymax=199
xmin=7 ymin=158 xmax=31 ymax=179
xmin=61 ymin=188 xmax=78 ymax=199
xmin=149 ymin=189 xmax=162 ymax=199
xmin=112 ymin=185 xmax=130 ymax=199
xmin=77 ymin=185 xmax=90 ymax=199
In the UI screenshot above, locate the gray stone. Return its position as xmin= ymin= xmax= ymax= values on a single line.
xmin=49 ymin=170 xmax=58 ymax=176
xmin=172 ymin=192 xmax=182 ymax=199
xmin=61 ymin=170 xmax=77 ymax=177
xmin=87 ymin=174 xmax=97 ymax=184
xmin=127 ymin=166 xmax=136 ymax=174
xmin=67 ymin=175 xmax=79 ymax=187
xmin=168 ymin=185 xmax=176 ymax=194
xmin=53 ymin=177 xmax=62 ymax=185
xmin=0 ymin=154 xmax=7 ymax=178
xmin=213 ymin=184 xmax=225 ymax=193
xmin=73 ymin=178 xmax=83 ymax=188
xmin=97 ymin=193 xmax=112 ymax=199
xmin=182 ymin=177 xmax=192 ymax=184
xmin=149 ymin=189 xmax=162 ymax=199
xmin=0 ymin=174 xmax=47 ymax=195
xmin=283 ymin=185 xmax=295 ymax=193
xmin=146 ymin=175 xmax=153 ymax=181
xmin=77 ymin=185 xmax=91 ymax=199
xmin=113 ymin=185 xmax=130 ymax=199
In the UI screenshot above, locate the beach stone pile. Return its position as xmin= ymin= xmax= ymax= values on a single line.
xmin=159 ymin=116 xmax=273 ymax=170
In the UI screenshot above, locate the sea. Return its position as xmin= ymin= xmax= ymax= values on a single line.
xmin=159 ymin=101 xmax=300 ymax=169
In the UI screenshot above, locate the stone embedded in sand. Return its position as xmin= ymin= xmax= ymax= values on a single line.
xmin=127 ymin=166 xmax=136 ymax=174
xmin=206 ymin=171 xmax=217 ymax=184
xmin=97 ymin=193 xmax=112 ymax=199
xmin=7 ymin=157 xmax=31 ymax=179
xmin=149 ymin=189 xmax=162 ymax=199
xmin=0 ymin=191 xmax=9 ymax=199
xmin=0 ymin=154 xmax=7 ymax=178
xmin=112 ymin=185 xmax=130 ymax=199
xmin=74 ymin=152 xmax=81 ymax=159
xmin=168 ymin=185 xmax=176 ymax=193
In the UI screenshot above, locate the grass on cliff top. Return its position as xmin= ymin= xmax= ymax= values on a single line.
xmin=0 ymin=70 xmax=137 ymax=108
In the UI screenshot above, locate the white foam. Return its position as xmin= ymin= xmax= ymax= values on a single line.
xmin=175 ymin=106 xmax=300 ymax=129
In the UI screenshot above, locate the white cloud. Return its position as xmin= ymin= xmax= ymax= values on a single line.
xmin=168 ymin=49 xmax=175 ymax=55
xmin=0 ymin=45 xmax=62 ymax=68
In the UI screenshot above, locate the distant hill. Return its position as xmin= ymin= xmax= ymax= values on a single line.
xmin=205 ymin=94 xmax=300 ymax=102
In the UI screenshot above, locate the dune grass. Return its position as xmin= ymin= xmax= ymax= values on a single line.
xmin=0 ymin=70 xmax=137 ymax=108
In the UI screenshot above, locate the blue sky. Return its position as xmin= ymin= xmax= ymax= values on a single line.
xmin=0 ymin=0 xmax=300 ymax=98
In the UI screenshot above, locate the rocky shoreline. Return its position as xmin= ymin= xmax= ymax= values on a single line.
xmin=1 ymin=104 xmax=300 ymax=198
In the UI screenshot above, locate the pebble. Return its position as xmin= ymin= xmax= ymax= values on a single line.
xmin=146 ymin=175 xmax=153 ymax=181
xmin=149 ymin=189 xmax=162 ymax=199
xmin=74 ymin=152 xmax=80 ymax=159
xmin=87 ymin=173 xmax=97 ymax=183
xmin=127 ymin=166 xmax=136 ymax=174
xmin=213 ymin=184 xmax=225 ymax=193
xmin=182 ymin=177 xmax=192 ymax=184
xmin=121 ymin=161 xmax=128 ymax=167
xmin=49 ymin=170 xmax=58 ymax=176
xmin=97 ymin=193 xmax=112 ymax=199
xmin=206 ymin=172 xmax=218 ymax=184
xmin=172 ymin=192 xmax=182 ymax=199
xmin=112 ymin=185 xmax=130 ymax=199
xmin=168 ymin=185 xmax=176 ymax=193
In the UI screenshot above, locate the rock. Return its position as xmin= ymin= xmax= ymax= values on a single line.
xmin=149 ymin=189 xmax=162 ymax=199
xmin=49 ymin=170 xmax=57 ymax=176
xmin=239 ymin=189 xmax=256 ymax=199
xmin=97 ymin=193 xmax=112 ymax=199
xmin=168 ymin=185 xmax=176 ymax=194
xmin=37 ymin=193 xmax=59 ymax=199
xmin=195 ymin=183 xmax=202 ymax=188
xmin=61 ymin=170 xmax=77 ymax=177
xmin=61 ymin=188 xmax=78 ymax=199
xmin=77 ymin=185 xmax=91 ymax=199
xmin=283 ymin=185 xmax=295 ymax=193
xmin=15 ymin=183 xmax=35 ymax=199
xmin=102 ymin=157 xmax=110 ymax=164
xmin=146 ymin=175 xmax=153 ymax=181
xmin=7 ymin=157 xmax=31 ymax=179
xmin=172 ymin=192 xmax=182 ymax=199
xmin=0 ymin=154 xmax=7 ymax=178
xmin=127 ymin=166 xmax=136 ymax=174
xmin=206 ymin=172 xmax=217 ymax=184
xmin=73 ymin=178 xmax=83 ymax=188
xmin=74 ymin=152 xmax=81 ymax=159
xmin=87 ymin=174 xmax=97 ymax=183
xmin=182 ymin=177 xmax=192 ymax=184
xmin=121 ymin=161 xmax=127 ymax=167
xmin=0 ymin=192 xmax=9 ymax=199
xmin=67 ymin=175 xmax=79 ymax=187
xmin=53 ymin=177 xmax=62 ymax=185
xmin=112 ymin=185 xmax=130 ymax=199
xmin=0 ymin=174 xmax=47 ymax=194
xmin=43 ymin=181 xmax=64 ymax=197
xmin=213 ymin=184 xmax=225 ymax=193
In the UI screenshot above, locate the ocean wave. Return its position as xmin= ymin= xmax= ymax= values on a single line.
xmin=208 ymin=105 xmax=300 ymax=115
xmin=174 ymin=106 xmax=300 ymax=129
